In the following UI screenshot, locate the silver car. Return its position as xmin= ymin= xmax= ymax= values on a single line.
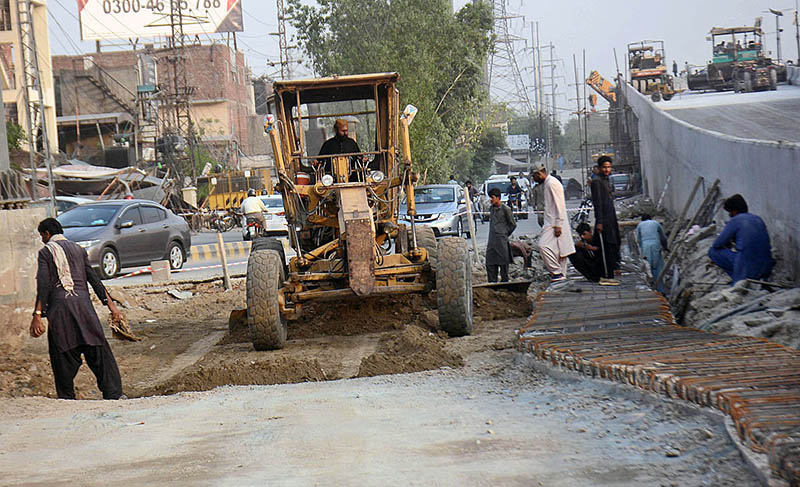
xmin=399 ymin=184 xmax=469 ymax=237
xmin=57 ymin=199 xmax=192 ymax=279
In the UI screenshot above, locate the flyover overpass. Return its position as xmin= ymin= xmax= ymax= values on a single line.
xmin=622 ymin=71 xmax=800 ymax=281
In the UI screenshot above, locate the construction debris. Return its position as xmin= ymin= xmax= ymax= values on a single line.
xmin=108 ymin=313 xmax=142 ymax=342
xmin=663 ymin=216 xmax=799 ymax=349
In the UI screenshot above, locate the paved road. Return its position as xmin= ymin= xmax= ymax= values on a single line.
xmin=109 ymin=211 xmax=543 ymax=286
xmin=0 ymin=355 xmax=756 ymax=485
xmin=660 ymin=84 xmax=800 ymax=143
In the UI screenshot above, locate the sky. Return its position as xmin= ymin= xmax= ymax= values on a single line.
xmin=47 ymin=0 xmax=800 ymax=115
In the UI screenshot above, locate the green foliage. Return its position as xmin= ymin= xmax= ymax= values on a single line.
xmin=560 ymin=113 xmax=611 ymax=164
xmin=287 ymin=0 xmax=494 ymax=182
xmin=6 ymin=121 xmax=25 ymax=151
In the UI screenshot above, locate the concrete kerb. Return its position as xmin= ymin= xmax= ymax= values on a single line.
xmin=188 ymin=238 xmax=291 ymax=262
xmin=515 ymin=351 xmax=778 ymax=487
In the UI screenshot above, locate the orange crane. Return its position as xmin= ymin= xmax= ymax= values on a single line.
xmin=586 ymin=71 xmax=617 ymax=104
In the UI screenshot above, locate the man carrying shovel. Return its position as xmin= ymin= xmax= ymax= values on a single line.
xmin=31 ymin=218 xmax=126 ymax=400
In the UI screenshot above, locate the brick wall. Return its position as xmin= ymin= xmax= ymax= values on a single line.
xmin=52 ymin=44 xmax=258 ymax=154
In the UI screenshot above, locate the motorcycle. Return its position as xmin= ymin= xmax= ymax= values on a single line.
xmin=209 ymin=210 xmax=236 ymax=232
xmin=244 ymin=215 xmax=264 ymax=241
xmin=571 ymin=197 xmax=593 ymax=229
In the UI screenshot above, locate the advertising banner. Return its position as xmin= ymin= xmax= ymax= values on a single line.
xmin=77 ymin=0 xmax=243 ymax=41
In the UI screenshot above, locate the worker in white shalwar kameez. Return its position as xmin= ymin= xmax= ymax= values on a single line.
xmin=532 ymin=166 xmax=575 ymax=282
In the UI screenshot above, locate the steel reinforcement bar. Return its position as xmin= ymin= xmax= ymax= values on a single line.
xmin=517 ymin=278 xmax=800 ymax=485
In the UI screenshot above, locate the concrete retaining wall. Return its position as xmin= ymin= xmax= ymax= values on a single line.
xmin=788 ymin=66 xmax=800 ymax=85
xmin=0 ymin=208 xmax=46 ymax=352
xmin=622 ymin=82 xmax=800 ymax=281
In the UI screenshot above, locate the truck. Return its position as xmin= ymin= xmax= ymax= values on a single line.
xmin=627 ymin=40 xmax=679 ymax=102
xmin=242 ymin=72 xmax=473 ymax=350
xmin=688 ymin=18 xmax=779 ymax=93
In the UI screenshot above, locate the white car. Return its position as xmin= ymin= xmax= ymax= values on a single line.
xmin=478 ymin=177 xmax=529 ymax=220
xmin=242 ymin=194 xmax=288 ymax=240
xmin=32 ymin=196 xmax=95 ymax=215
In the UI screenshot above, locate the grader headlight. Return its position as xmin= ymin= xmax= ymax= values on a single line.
xmin=369 ymin=170 xmax=386 ymax=184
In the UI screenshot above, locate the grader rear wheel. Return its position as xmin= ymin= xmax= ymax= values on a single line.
xmin=246 ymin=250 xmax=287 ymax=350
xmin=436 ymin=237 xmax=473 ymax=337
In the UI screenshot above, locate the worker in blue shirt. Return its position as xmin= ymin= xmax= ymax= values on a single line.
xmin=708 ymin=194 xmax=774 ymax=285
xmin=636 ymin=214 xmax=668 ymax=293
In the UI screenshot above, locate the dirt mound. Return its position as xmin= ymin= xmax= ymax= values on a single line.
xmin=357 ymin=325 xmax=463 ymax=377
xmin=140 ymin=356 xmax=326 ymax=396
xmin=473 ymin=287 xmax=531 ymax=320
xmin=289 ymin=294 xmax=437 ymax=339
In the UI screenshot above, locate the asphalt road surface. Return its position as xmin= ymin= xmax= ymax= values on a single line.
xmin=660 ymin=84 xmax=800 ymax=143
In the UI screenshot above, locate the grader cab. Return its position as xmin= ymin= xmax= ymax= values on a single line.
xmin=245 ymin=72 xmax=473 ymax=350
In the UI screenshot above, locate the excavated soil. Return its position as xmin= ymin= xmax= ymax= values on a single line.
xmin=357 ymin=326 xmax=464 ymax=377
xmin=1 ymin=276 xmax=532 ymax=399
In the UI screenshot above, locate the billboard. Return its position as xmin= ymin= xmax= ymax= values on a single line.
xmin=77 ymin=0 xmax=243 ymax=41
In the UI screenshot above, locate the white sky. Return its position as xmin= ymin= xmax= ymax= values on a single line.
xmin=48 ymin=0 xmax=800 ymax=110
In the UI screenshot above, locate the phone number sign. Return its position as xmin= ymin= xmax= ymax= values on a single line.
xmin=77 ymin=0 xmax=243 ymax=41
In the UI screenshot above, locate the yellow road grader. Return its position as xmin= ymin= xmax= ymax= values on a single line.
xmin=245 ymin=72 xmax=473 ymax=350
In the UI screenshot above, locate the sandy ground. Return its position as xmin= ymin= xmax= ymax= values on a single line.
xmin=0 ymin=350 xmax=759 ymax=486
xmin=0 ymin=242 xmax=762 ymax=485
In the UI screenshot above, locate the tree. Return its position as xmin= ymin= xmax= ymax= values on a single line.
xmin=287 ymin=0 xmax=494 ymax=182
xmin=560 ymin=113 xmax=611 ymax=164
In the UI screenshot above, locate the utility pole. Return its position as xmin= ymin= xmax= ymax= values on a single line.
xmin=571 ymin=54 xmax=585 ymax=185
xmin=795 ymin=2 xmax=799 ymax=65
xmin=15 ymin=0 xmax=55 ymax=214
xmin=768 ymin=8 xmax=785 ymax=63
xmin=487 ymin=0 xmax=532 ymax=114
xmin=273 ymin=0 xmax=291 ymax=79
xmin=160 ymin=0 xmax=197 ymax=187
xmin=535 ymin=22 xmax=544 ymax=116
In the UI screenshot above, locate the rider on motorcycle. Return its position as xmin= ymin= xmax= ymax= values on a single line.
xmin=241 ymin=189 xmax=268 ymax=232
xmin=506 ymin=176 xmax=524 ymax=212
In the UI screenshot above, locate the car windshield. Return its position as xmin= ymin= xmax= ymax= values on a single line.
xmin=260 ymin=196 xmax=284 ymax=209
xmin=57 ymin=205 xmax=121 ymax=228
xmin=486 ymin=181 xmax=512 ymax=194
xmin=415 ymin=187 xmax=455 ymax=204
xmin=610 ymin=174 xmax=629 ymax=182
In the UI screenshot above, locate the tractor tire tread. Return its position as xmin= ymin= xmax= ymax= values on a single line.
xmin=436 ymin=237 xmax=473 ymax=337
xmin=246 ymin=249 xmax=287 ymax=350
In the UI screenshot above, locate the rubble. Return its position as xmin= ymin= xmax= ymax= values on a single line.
xmin=665 ymin=219 xmax=799 ymax=349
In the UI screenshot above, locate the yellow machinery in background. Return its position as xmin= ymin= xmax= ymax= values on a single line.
xmin=200 ymin=169 xmax=274 ymax=210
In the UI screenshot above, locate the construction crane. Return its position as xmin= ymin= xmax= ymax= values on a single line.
xmin=586 ymin=70 xmax=617 ymax=104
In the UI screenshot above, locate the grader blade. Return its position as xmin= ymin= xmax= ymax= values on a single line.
xmin=338 ymin=187 xmax=376 ymax=296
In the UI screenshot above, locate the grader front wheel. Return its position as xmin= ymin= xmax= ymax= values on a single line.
xmin=246 ymin=250 xmax=287 ymax=350
xmin=436 ymin=237 xmax=473 ymax=337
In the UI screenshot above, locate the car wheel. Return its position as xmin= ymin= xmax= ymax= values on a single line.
xmin=99 ymin=247 xmax=119 ymax=280
xmin=168 ymin=241 xmax=185 ymax=270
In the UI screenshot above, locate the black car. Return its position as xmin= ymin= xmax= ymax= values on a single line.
xmin=57 ymin=200 xmax=192 ymax=279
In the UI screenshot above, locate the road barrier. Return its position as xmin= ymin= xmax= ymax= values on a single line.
xmin=189 ymin=238 xmax=292 ymax=262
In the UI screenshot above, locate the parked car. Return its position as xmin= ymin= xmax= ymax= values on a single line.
xmin=609 ymin=173 xmax=633 ymax=194
xmin=399 ymin=184 xmax=469 ymax=237
xmin=30 ymin=196 xmax=94 ymax=215
xmin=561 ymin=178 xmax=584 ymax=200
xmin=478 ymin=177 xmax=529 ymax=220
xmin=241 ymin=194 xmax=288 ymax=240
xmin=57 ymin=199 xmax=192 ymax=279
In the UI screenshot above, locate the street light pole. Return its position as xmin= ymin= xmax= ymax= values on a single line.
xmin=769 ymin=8 xmax=785 ymax=63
